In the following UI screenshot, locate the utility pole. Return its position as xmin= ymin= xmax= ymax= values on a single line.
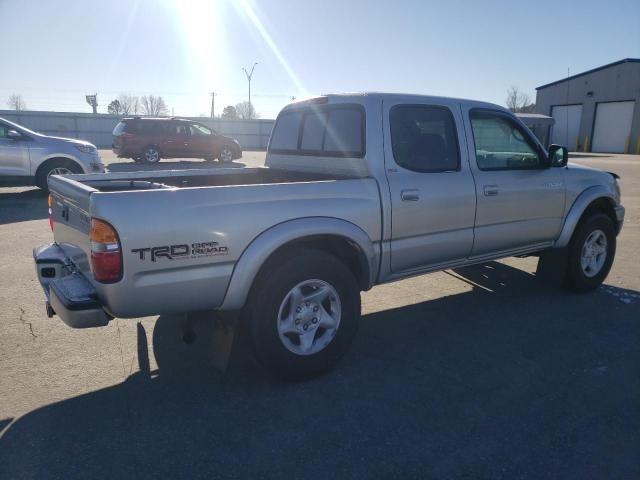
xmin=242 ymin=62 xmax=258 ymax=118
xmin=210 ymin=92 xmax=217 ymax=118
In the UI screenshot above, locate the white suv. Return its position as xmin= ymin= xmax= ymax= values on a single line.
xmin=0 ymin=117 xmax=105 ymax=190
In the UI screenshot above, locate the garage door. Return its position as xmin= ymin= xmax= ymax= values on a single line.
xmin=592 ymin=101 xmax=635 ymax=153
xmin=550 ymin=105 xmax=582 ymax=150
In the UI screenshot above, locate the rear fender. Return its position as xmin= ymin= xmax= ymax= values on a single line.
xmin=219 ymin=217 xmax=378 ymax=311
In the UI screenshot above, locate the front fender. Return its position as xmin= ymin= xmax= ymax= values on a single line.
xmin=219 ymin=217 xmax=379 ymax=311
xmin=35 ymin=154 xmax=87 ymax=175
xmin=554 ymin=186 xmax=617 ymax=248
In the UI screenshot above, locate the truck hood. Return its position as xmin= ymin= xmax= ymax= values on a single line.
xmin=566 ymin=162 xmax=619 ymax=201
xmin=42 ymin=136 xmax=96 ymax=148
xmin=567 ymin=162 xmax=618 ymax=181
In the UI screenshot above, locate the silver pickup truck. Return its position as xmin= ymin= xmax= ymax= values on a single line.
xmin=34 ymin=93 xmax=625 ymax=378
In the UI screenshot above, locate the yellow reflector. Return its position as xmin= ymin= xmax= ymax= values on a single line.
xmin=90 ymin=218 xmax=119 ymax=244
xmin=48 ymin=194 xmax=52 ymax=208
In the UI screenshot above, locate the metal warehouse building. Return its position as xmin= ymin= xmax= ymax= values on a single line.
xmin=535 ymin=58 xmax=640 ymax=153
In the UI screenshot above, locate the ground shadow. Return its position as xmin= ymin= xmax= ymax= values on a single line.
xmin=107 ymin=160 xmax=246 ymax=173
xmin=0 ymin=188 xmax=48 ymax=225
xmin=1 ymin=262 xmax=638 ymax=479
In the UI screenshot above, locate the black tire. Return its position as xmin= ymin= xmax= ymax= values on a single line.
xmin=36 ymin=158 xmax=83 ymax=191
xmin=218 ymin=146 xmax=234 ymax=163
xmin=246 ymin=248 xmax=361 ymax=379
xmin=566 ymin=213 xmax=616 ymax=292
xmin=142 ymin=145 xmax=161 ymax=163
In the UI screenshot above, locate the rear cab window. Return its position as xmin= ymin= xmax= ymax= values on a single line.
xmin=269 ymin=104 xmax=365 ymax=158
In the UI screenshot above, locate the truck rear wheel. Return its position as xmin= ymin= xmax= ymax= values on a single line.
xmin=246 ymin=249 xmax=360 ymax=379
xmin=565 ymin=213 xmax=616 ymax=292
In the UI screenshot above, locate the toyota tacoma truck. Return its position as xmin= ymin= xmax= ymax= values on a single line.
xmin=33 ymin=93 xmax=625 ymax=378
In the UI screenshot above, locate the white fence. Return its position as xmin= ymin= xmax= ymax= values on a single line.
xmin=0 ymin=110 xmax=275 ymax=149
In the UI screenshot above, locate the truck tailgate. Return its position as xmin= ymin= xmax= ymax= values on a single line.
xmin=48 ymin=174 xmax=96 ymax=275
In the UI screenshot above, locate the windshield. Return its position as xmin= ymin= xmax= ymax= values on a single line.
xmin=0 ymin=117 xmax=40 ymax=136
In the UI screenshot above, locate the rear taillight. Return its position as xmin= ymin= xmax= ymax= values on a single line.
xmin=90 ymin=218 xmax=122 ymax=283
xmin=48 ymin=195 xmax=54 ymax=232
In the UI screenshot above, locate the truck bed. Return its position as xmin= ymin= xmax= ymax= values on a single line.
xmin=72 ymin=167 xmax=347 ymax=193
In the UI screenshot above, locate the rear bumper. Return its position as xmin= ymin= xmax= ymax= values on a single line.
xmin=33 ymin=243 xmax=110 ymax=328
xmin=112 ymin=143 xmax=130 ymax=158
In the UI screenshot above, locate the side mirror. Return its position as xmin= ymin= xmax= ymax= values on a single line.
xmin=548 ymin=144 xmax=568 ymax=167
xmin=7 ymin=129 xmax=22 ymax=140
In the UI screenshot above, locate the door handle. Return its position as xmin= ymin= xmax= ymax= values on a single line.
xmin=401 ymin=189 xmax=420 ymax=201
xmin=483 ymin=185 xmax=499 ymax=196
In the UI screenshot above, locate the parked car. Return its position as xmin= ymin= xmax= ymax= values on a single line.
xmin=112 ymin=117 xmax=242 ymax=163
xmin=35 ymin=93 xmax=624 ymax=379
xmin=0 ymin=117 xmax=104 ymax=190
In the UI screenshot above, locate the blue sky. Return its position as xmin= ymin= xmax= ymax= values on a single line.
xmin=1 ymin=0 xmax=638 ymax=118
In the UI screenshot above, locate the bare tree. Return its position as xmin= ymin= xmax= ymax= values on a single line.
xmin=117 ymin=94 xmax=139 ymax=115
xmin=234 ymin=101 xmax=258 ymax=120
xmin=505 ymin=86 xmax=532 ymax=113
xmin=107 ymin=99 xmax=123 ymax=115
xmin=7 ymin=94 xmax=27 ymax=111
xmin=140 ymin=95 xmax=169 ymax=116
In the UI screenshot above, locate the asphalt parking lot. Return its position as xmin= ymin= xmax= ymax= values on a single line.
xmin=0 ymin=152 xmax=639 ymax=479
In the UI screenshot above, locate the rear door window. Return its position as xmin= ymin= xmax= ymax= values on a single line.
xmin=390 ymin=105 xmax=460 ymax=172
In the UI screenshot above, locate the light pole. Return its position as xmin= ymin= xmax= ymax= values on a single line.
xmin=210 ymin=91 xmax=217 ymax=118
xmin=242 ymin=62 xmax=258 ymax=118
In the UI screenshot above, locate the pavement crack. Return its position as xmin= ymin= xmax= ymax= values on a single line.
xmin=18 ymin=307 xmax=38 ymax=339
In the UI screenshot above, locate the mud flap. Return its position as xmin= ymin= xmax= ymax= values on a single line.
xmin=536 ymin=248 xmax=569 ymax=288
xmin=151 ymin=311 xmax=250 ymax=374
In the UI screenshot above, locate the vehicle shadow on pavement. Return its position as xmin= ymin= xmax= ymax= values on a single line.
xmin=1 ymin=262 xmax=638 ymax=479
xmin=107 ymin=160 xmax=246 ymax=172
xmin=0 ymin=188 xmax=48 ymax=225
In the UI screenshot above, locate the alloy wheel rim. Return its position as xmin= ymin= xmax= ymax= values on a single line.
xmin=145 ymin=149 xmax=159 ymax=162
xmin=220 ymin=148 xmax=232 ymax=162
xmin=276 ymin=279 xmax=341 ymax=356
xmin=48 ymin=167 xmax=73 ymax=177
xmin=580 ymin=229 xmax=607 ymax=278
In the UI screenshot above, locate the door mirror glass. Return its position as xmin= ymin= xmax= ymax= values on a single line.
xmin=7 ymin=129 xmax=22 ymax=140
xmin=548 ymin=144 xmax=568 ymax=167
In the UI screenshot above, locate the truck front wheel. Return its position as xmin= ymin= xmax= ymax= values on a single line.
xmin=246 ymin=249 xmax=360 ymax=379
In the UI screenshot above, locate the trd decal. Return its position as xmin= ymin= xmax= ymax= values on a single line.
xmin=132 ymin=241 xmax=228 ymax=262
